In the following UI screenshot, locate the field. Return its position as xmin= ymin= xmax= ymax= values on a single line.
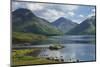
xmin=12 ymin=48 xmax=60 ymax=66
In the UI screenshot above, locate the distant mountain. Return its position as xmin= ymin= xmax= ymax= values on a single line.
xmin=67 ymin=16 xmax=96 ymax=35
xmin=52 ymin=17 xmax=78 ymax=33
xmin=12 ymin=8 xmax=62 ymax=35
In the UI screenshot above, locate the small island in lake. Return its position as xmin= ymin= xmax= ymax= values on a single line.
xmin=49 ymin=44 xmax=65 ymax=50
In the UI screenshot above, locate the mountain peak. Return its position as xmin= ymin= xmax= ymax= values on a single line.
xmin=58 ymin=17 xmax=67 ymax=20
xmin=13 ymin=8 xmax=33 ymax=14
xmin=52 ymin=17 xmax=78 ymax=33
xmin=67 ymin=16 xmax=96 ymax=35
xmin=57 ymin=17 xmax=72 ymax=22
xmin=12 ymin=8 xmax=62 ymax=35
xmin=13 ymin=8 xmax=36 ymax=19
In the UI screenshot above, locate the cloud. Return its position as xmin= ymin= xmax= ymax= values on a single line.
xmin=37 ymin=9 xmax=65 ymax=22
xmin=79 ymin=14 xmax=85 ymax=18
xmin=26 ymin=3 xmax=45 ymax=11
xmin=92 ymin=8 xmax=95 ymax=13
xmin=65 ymin=5 xmax=79 ymax=11
xmin=67 ymin=12 xmax=75 ymax=16
xmin=12 ymin=1 xmax=94 ymax=23
xmin=87 ymin=12 xmax=95 ymax=18
xmin=12 ymin=2 xmax=45 ymax=11
xmin=72 ymin=19 xmax=82 ymax=24
xmin=12 ymin=2 xmax=21 ymax=11
xmin=87 ymin=8 xmax=96 ymax=18
xmin=12 ymin=2 xmax=67 ymax=22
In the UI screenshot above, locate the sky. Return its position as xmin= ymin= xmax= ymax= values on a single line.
xmin=12 ymin=1 xmax=96 ymax=24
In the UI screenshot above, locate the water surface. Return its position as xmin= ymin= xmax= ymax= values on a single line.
xmin=36 ymin=35 xmax=96 ymax=62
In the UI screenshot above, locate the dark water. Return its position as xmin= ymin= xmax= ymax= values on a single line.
xmin=35 ymin=35 xmax=95 ymax=44
xmin=34 ymin=35 xmax=96 ymax=62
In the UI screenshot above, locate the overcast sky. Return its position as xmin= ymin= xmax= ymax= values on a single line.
xmin=12 ymin=1 xmax=95 ymax=24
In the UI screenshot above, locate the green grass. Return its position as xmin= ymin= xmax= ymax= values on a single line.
xmin=13 ymin=56 xmax=59 ymax=66
xmin=12 ymin=32 xmax=47 ymax=44
xmin=12 ymin=49 xmax=59 ymax=66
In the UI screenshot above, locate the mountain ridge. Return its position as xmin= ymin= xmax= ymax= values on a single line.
xmin=67 ymin=16 xmax=96 ymax=35
xmin=52 ymin=17 xmax=78 ymax=33
xmin=12 ymin=8 xmax=63 ymax=36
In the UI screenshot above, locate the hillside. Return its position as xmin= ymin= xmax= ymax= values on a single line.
xmin=52 ymin=17 xmax=78 ymax=33
xmin=67 ymin=16 xmax=96 ymax=35
xmin=12 ymin=8 xmax=63 ymax=36
xmin=12 ymin=32 xmax=47 ymax=44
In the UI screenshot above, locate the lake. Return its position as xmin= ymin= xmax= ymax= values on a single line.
xmin=34 ymin=35 xmax=96 ymax=62
xmin=13 ymin=35 xmax=96 ymax=62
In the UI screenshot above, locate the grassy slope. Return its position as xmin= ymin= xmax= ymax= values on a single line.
xmin=12 ymin=32 xmax=47 ymax=44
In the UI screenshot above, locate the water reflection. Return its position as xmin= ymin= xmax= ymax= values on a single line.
xmin=37 ymin=43 xmax=95 ymax=62
xmin=33 ymin=35 xmax=95 ymax=45
xmin=35 ymin=35 xmax=96 ymax=62
xmin=14 ymin=35 xmax=95 ymax=62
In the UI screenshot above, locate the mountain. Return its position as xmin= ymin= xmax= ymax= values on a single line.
xmin=12 ymin=8 xmax=62 ymax=35
xmin=52 ymin=17 xmax=78 ymax=33
xmin=67 ymin=16 xmax=96 ymax=35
